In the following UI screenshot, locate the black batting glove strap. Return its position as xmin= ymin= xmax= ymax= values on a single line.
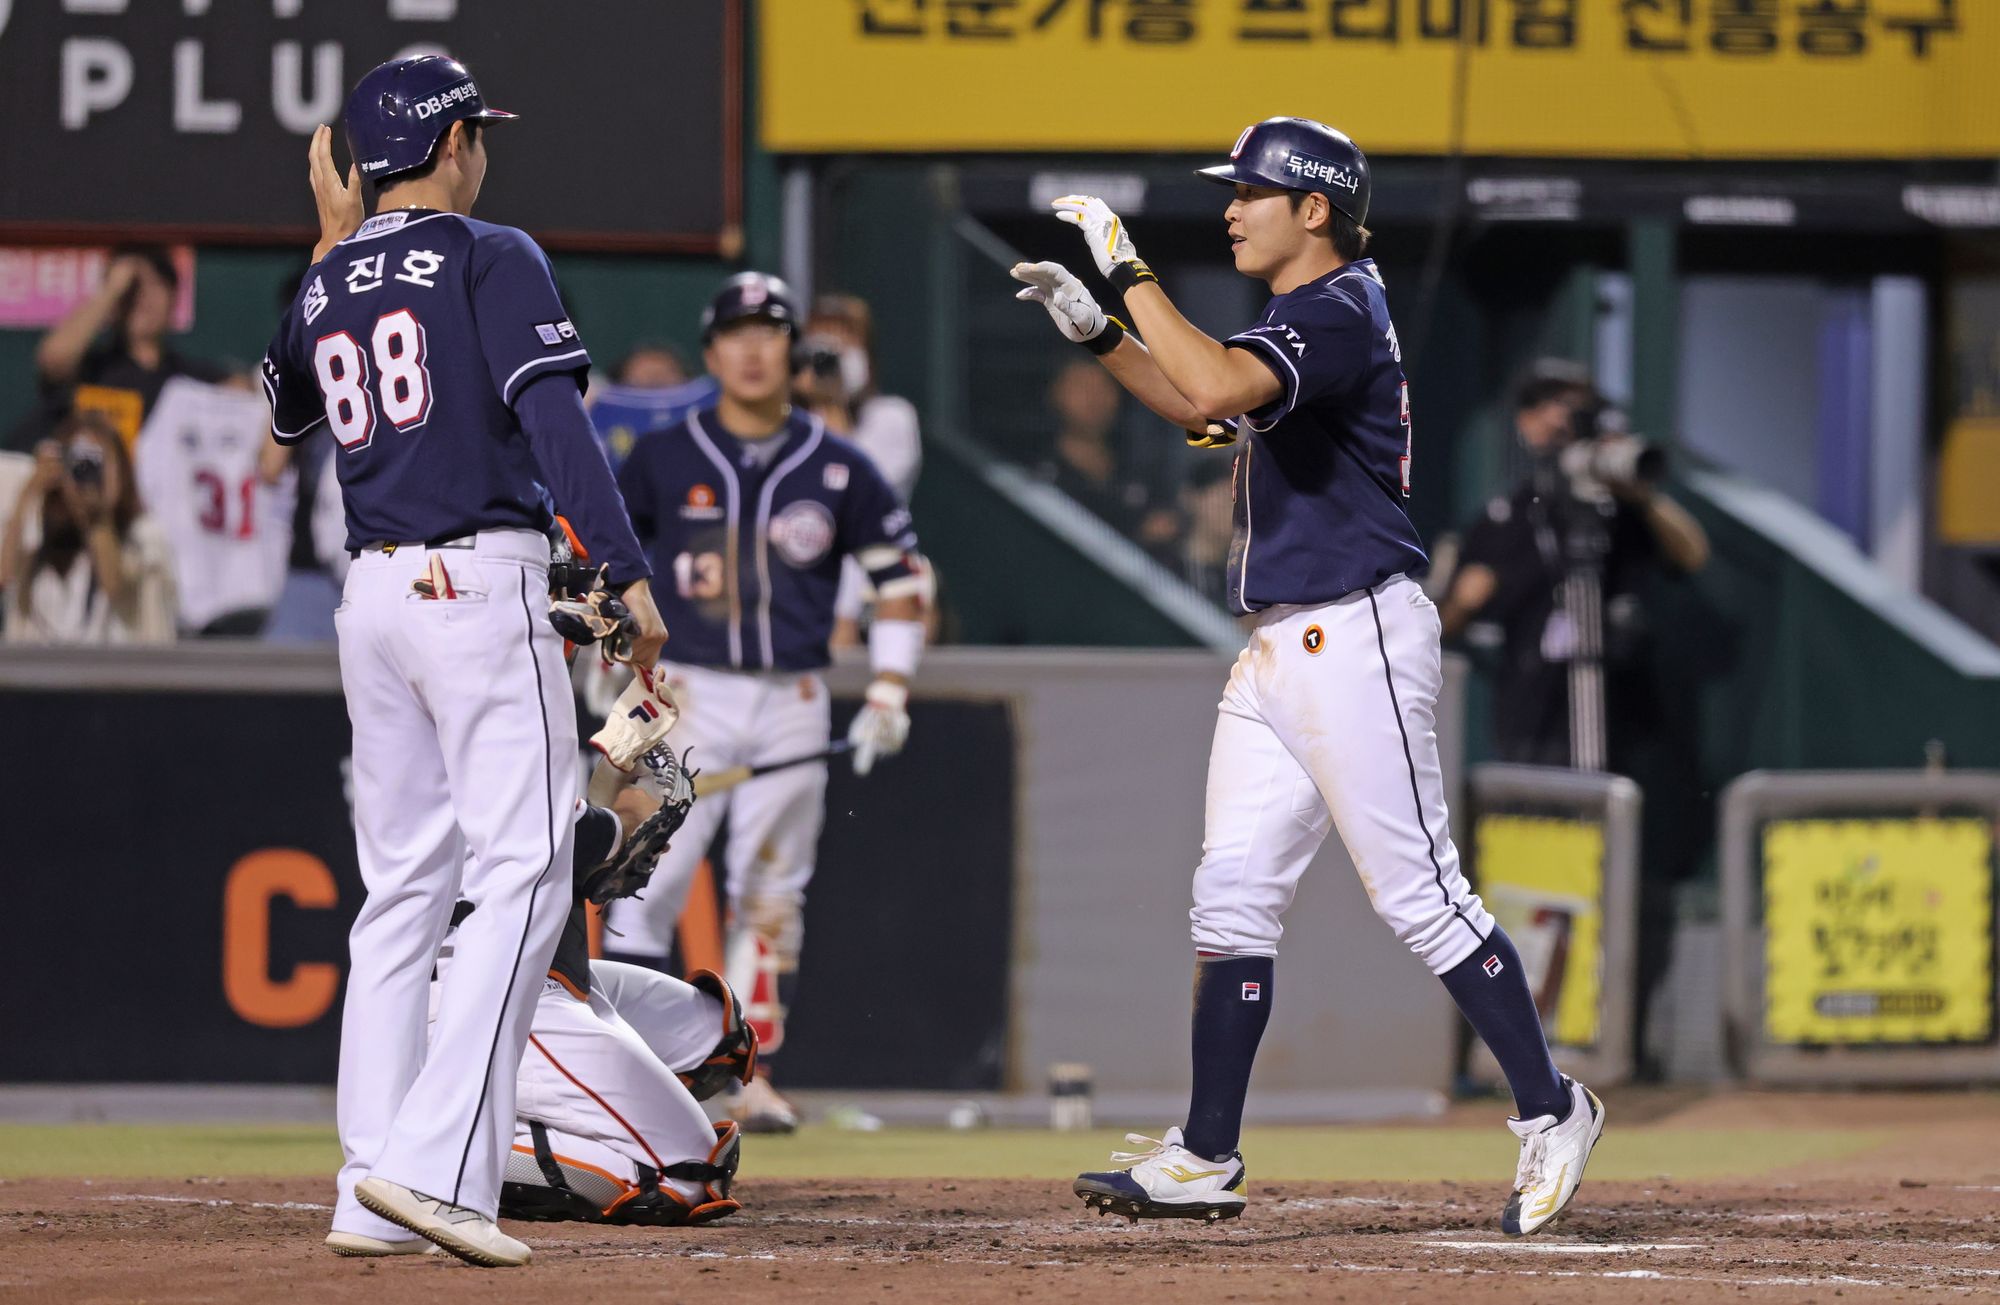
xmin=1107 ymin=260 xmax=1160 ymax=295
xmin=1081 ymin=315 xmax=1127 ymax=357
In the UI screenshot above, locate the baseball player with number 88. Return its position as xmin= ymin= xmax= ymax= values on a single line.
xmin=1014 ymin=117 xmax=1604 ymax=1233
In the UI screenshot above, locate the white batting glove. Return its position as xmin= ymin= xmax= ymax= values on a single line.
xmin=589 ymin=663 xmax=681 ymax=771
xmin=846 ymin=679 xmax=910 ymax=777
xmin=1010 ymin=261 xmax=1122 ymax=353
xmin=1051 ymin=194 xmax=1158 ymax=292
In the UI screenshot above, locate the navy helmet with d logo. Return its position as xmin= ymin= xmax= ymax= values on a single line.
xmin=344 ymin=54 xmax=517 ymax=182
xmin=1196 ymin=117 xmax=1370 ymax=226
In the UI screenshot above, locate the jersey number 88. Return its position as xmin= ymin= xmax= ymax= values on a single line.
xmin=314 ymin=309 xmax=433 ymax=450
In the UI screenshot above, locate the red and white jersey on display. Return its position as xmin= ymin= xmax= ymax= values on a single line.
xmin=135 ymin=376 xmax=295 ymax=632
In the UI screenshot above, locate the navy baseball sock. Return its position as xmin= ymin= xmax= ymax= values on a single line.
xmin=1438 ymin=928 xmax=1571 ymax=1123
xmin=1180 ymin=954 xmax=1274 ymax=1161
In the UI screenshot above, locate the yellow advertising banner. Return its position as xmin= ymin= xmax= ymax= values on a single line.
xmin=761 ymin=1 xmax=1995 ymax=159
xmin=1475 ymin=814 xmax=1603 ymax=1049
xmin=1763 ymin=818 xmax=1994 ymax=1046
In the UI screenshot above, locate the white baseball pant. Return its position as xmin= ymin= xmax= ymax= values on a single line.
xmin=438 ymin=960 xmax=727 ymax=1205
xmin=1191 ymin=574 xmax=1494 ymax=973
xmin=602 ymin=662 xmax=831 ymax=976
xmin=330 ymin=529 xmax=577 ymax=1238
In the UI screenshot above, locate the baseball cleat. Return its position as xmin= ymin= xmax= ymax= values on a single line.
xmin=324 ymin=1230 xmax=438 ymax=1257
xmin=736 ymin=1074 xmax=799 ymax=1135
xmin=355 ymin=1176 xmax=532 ymax=1268
xmin=1502 ymin=1075 xmax=1606 ymax=1236
xmin=1073 ymin=1127 xmax=1246 ymax=1223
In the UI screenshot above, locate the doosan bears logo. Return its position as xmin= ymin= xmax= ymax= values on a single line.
xmin=769 ymin=501 xmax=835 ymax=568
xmin=1284 ymin=152 xmax=1361 ymax=194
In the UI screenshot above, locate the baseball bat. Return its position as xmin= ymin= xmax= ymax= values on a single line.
xmin=693 ymin=740 xmax=853 ymax=798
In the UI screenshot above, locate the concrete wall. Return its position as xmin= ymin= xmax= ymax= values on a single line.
xmin=831 ymin=647 xmax=1468 ymax=1097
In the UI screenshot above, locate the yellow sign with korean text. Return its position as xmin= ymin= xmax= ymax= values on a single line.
xmin=761 ymin=1 xmax=1994 ymax=159
xmin=1763 ymin=818 xmax=1994 ymax=1046
xmin=1475 ymin=814 xmax=1603 ymax=1049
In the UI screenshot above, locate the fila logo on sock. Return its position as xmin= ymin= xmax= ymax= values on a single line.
xmin=1482 ymin=954 xmax=1505 ymax=978
xmin=1241 ymin=982 xmax=1262 ymax=1001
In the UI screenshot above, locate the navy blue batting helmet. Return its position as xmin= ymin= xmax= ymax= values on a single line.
xmin=1196 ymin=117 xmax=1370 ymax=226
xmin=701 ymin=272 xmax=801 ymax=343
xmin=344 ymin=55 xmax=516 ymax=183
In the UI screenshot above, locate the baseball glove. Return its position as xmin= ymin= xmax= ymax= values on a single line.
xmin=580 ymin=744 xmax=697 ymax=906
xmin=549 ymin=563 xmax=636 ymax=660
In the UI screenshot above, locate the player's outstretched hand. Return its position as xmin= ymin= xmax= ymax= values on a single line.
xmin=1010 ymin=262 xmax=1113 ymax=347
xmin=620 ymin=577 xmax=670 ymax=669
xmin=308 ymin=125 xmax=364 ymax=263
xmin=1051 ymin=195 xmax=1154 ymax=287
xmin=846 ymin=678 xmax=910 ymax=777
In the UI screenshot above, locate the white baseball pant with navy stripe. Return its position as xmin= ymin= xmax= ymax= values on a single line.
xmin=330 ymin=528 xmax=577 ymax=1238
xmin=1191 ymin=573 xmax=1493 ymax=971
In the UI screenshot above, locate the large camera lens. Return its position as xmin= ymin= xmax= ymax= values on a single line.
xmin=67 ymin=442 xmax=105 ymax=489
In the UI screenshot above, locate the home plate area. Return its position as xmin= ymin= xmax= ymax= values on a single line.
xmin=6 ymin=1176 xmax=1998 ymax=1303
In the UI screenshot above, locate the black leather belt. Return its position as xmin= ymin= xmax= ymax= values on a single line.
xmin=351 ymin=533 xmax=478 ymax=558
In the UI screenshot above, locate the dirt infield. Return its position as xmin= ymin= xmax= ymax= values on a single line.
xmin=5 ymin=1173 xmax=1997 ymax=1303
xmin=4 ymin=1093 xmax=1997 ymax=1303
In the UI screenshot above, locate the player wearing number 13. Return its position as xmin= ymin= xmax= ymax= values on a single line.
xmin=260 ymin=55 xmax=666 ymax=1268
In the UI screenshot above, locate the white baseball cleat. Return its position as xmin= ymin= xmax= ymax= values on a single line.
xmin=1073 ymin=1127 xmax=1247 ymax=1224
xmin=737 ymin=1074 xmax=800 ymax=1135
xmin=1502 ymin=1075 xmax=1606 ymax=1236
xmin=324 ymin=1230 xmax=438 ymax=1257
xmin=354 ymin=1176 xmax=532 ymax=1268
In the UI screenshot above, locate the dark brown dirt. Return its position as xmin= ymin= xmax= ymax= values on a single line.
xmin=4 ymin=1174 xmax=1996 ymax=1303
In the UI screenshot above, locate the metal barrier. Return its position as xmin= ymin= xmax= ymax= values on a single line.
xmin=1466 ymin=764 xmax=1642 ymax=1088
xmin=1721 ymin=770 xmax=2000 ymax=1085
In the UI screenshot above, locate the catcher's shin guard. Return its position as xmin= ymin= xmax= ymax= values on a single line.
xmin=678 ymin=970 xmax=759 ymax=1102
xmin=618 ymin=1122 xmax=744 ymax=1227
xmin=499 ymin=1122 xmax=744 ymax=1227
xmin=499 ymin=1122 xmax=636 ymax=1224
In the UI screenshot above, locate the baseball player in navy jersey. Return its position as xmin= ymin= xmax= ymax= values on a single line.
xmin=261 ymin=55 xmax=668 ymax=1267
xmin=601 ymin=272 xmax=928 ymax=1134
xmin=1012 ymin=117 xmax=1604 ymax=1233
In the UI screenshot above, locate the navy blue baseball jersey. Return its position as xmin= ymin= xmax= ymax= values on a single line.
xmin=261 ymin=208 xmax=645 ymax=580
xmin=1221 ymin=258 xmax=1428 ymax=614
xmin=618 ymin=408 xmax=920 ymax=671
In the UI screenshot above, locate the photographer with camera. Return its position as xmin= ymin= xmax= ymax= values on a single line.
xmin=1440 ymin=363 xmax=1710 ymax=1079
xmin=795 ymin=295 xmax=929 ymax=647
xmin=1441 ymin=364 xmax=1707 ymax=769
xmin=2 ymin=412 xmax=175 ymax=644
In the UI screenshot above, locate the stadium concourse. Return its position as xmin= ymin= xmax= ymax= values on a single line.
xmin=4 ymin=1090 xmax=1999 ymax=1302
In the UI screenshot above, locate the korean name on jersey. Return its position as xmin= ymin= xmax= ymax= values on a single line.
xmin=261 ymin=209 xmax=598 ymax=552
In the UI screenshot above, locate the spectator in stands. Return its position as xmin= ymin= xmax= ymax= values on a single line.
xmin=797 ymin=295 xmax=921 ymax=501
xmin=589 ymin=342 xmax=717 ymax=473
xmin=796 ymin=294 xmax=931 ymax=648
xmin=2 ymin=412 xmax=175 ymax=644
xmin=614 ymin=341 xmax=692 ymax=388
xmin=1180 ymin=455 xmax=1235 ymax=608
xmin=1037 ymin=359 xmax=1180 ymax=562
xmin=19 ymin=247 xmax=225 ymax=451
